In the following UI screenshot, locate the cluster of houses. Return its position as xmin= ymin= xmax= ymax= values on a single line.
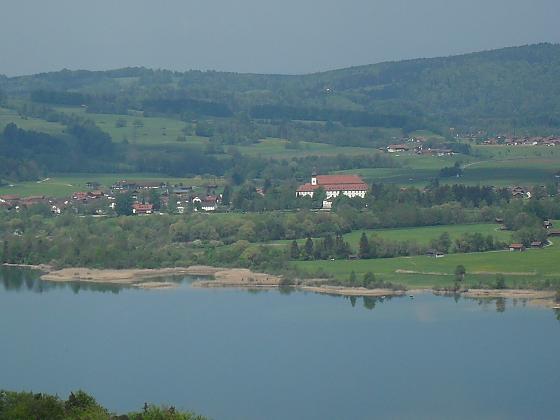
xmin=0 ymin=180 xmax=223 ymax=216
xmin=0 ymin=194 xmax=68 ymax=214
xmin=481 ymin=135 xmax=560 ymax=147
xmin=494 ymin=219 xmax=557 ymax=252
xmin=508 ymin=185 xmax=560 ymax=199
xmin=383 ymin=137 xmax=455 ymax=157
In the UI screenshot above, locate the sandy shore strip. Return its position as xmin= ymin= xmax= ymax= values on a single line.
xmin=39 ymin=267 xmax=217 ymax=283
xmin=458 ymin=289 xmax=558 ymax=309
xmin=191 ymin=269 xmax=282 ymax=288
xmin=37 ymin=265 xmax=282 ymax=289
xmin=299 ymin=285 xmax=406 ymax=297
xmin=5 ymin=263 xmax=560 ymax=305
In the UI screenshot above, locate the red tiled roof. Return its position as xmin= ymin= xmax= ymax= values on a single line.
xmin=316 ymin=175 xmax=364 ymax=184
xmin=133 ymin=203 xmax=153 ymax=211
xmin=509 ymin=243 xmax=524 ymax=248
xmin=0 ymin=194 xmax=19 ymax=201
xmin=297 ymin=183 xmax=368 ymax=192
xmin=204 ymin=195 xmax=219 ymax=203
xmin=297 ymin=174 xmax=368 ymax=193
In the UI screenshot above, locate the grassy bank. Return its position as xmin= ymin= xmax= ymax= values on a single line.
xmin=294 ymin=241 xmax=560 ymax=289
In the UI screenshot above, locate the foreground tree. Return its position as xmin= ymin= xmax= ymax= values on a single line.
xmin=290 ymin=240 xmax=300 ymax=259
xmin=359 ymin=232 xmax=370 ymax=259
xmin=115 ymin=192 xmax=133 ymax=216
xmin=455 ymin=265 xmax=466 ymax=282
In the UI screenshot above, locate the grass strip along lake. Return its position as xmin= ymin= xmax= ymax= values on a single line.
xmin=1 ymin=266 xmax=560 ymax=420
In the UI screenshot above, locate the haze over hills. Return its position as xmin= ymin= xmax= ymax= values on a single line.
xmin=1 ymin=43 xmax=560 ymax=132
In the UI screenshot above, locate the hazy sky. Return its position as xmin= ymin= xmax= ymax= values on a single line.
xmin=1 ymin=0 xmax=559 ymax=76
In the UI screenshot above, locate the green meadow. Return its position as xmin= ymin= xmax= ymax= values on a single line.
xmin=54 ymin=106 xmax=209 ymax=148
xmin=273 ymin=223 xmax=512 ymax=248
xmin=342 ymin=223 xmax=512 ymax=247
xmin=294 ymin=238 xmax=560 ymax=289
xmin=0 ymin=173 xmax=223 ymax=197
xmin=337 ymin=145 xmax=560 ymax=187
xmin=0 ymin=107 xmax=65 ymax=135
xmin=236 ymin=138 xmax=377 ymax=159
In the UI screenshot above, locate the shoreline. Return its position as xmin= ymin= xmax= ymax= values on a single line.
xmin=3 ymin=263 xmax=559 ymax=307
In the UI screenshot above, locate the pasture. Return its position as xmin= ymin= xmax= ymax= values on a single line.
xmin=343 ymin=223 xmax=512 ymax=247
xmin=0 ymin=107 xmax=65 ymax=135
xmin=338 ymin=145 xmax=560 ymax=187
xmin=294 ymin=239 xmax=560 ymax=289
xmin=0 ymin=173 xmax=223 ymax=197
xmin=273 ymin=223 xmax=512 ymax=248
xmin=54 ymin=106 xmax=209 ymax=148
xmin=236 ymin=138 xmax=377 ymax=159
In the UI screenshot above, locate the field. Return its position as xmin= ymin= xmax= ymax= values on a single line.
xmin=337 ymin=145 xmax=560 ymax=187
xmin=342 ymin=223 xmax=511 ymax=247
xmin=0 ymin=173 xmax=223 ymax=197
xmin=459 ymin=158 xmax=560 ymax=186
xmin=54 ymin=106 xmax=209 ymax=148
xmin=338 ymin=152 xmax=473 ymax=186
xmin=272 ymin=223 xmax=512 ymax=248
xmin=294 ymin=232 xmax=560 ymax=289
xmin=3 ymin=105 xmax=383 ymax=160
xmin=236 ymin=138 xmax=377 ymax=159
xmin=0 ymin=107 xmax=65 ymax=135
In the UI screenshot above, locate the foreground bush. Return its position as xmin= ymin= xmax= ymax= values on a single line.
xmin=0 ymin=390 xmax=207 ymax=420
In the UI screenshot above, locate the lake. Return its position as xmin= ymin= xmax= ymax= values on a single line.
xmin=1 ymin=267 xmax=559 ymax=420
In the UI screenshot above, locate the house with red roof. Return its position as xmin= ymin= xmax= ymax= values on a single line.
xmin=296 ymin=173 xmax=368 ymax=208
xmin=192 ymin=195 xmax=220 ymax=211
xmin=132 ymin=203 xmax=154 ymax=215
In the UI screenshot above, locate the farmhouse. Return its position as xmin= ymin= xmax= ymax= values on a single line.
xmin=192 ymin=195 xmax=220 ymax=212
xmin=132 ymin=203 xmax=154 ymax=215
xmin=509 ymin=243 xmax=525 ymax=252
xmin=511 ymin=186 xmax=526 ymax=198
xmin=426 ymin=249 xmax=445 ymax=258
xmin=296 ymin=173 xmax=368 ymax=203
xmin=386 ymin=144 xmax=409 ymax=153
xmin=73 ymin=192 xmax=88 ymax=201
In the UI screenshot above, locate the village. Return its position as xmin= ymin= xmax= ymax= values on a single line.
xmin=0 ymin=180 xmax=222 ymax=216
xmin=480 ymin=135 xmax=560 ymax=147
xmin=1 ymin=170 xmax=556 ymax=216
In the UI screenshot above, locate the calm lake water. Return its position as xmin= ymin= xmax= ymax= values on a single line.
xmin=1 ymin=267 xmax=559 ymax=420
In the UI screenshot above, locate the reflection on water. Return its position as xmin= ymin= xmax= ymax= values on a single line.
xmin=0 ymin=267 xmax=200 ymax=294
xmin=1 ymin=267 xmax=560 ymax=420
xmin=0 ymin=267 xmax=553 ymax=316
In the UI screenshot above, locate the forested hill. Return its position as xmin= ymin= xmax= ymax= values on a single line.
xmin=1 ymin=43 xmax=560 ymax=131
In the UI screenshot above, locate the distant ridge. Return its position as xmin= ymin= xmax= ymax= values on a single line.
xmin=1 ymin=43 xmax=560 ymax=131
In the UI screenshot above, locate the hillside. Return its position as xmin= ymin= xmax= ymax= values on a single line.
xmin=1 ymin=43 xmax=560 ymax=132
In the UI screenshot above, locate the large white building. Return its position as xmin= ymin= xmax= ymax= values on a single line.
xmin=296 ymin=173 xmax=368 ymax=207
